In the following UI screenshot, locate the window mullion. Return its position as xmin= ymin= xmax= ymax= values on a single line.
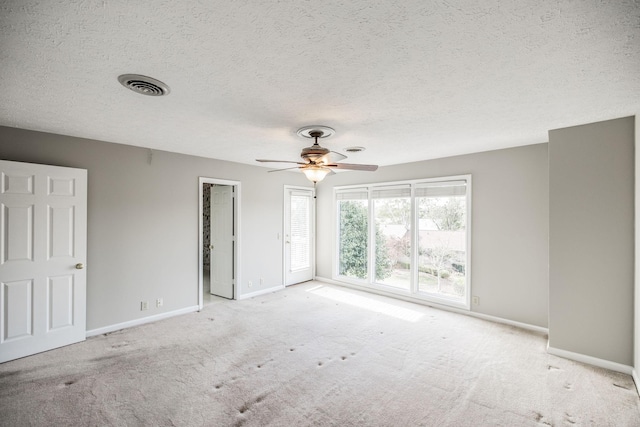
xmin=368 ymin=187 xmax=375 ymax=284
xmin=410 ymin=185 xmax=418 ymax=294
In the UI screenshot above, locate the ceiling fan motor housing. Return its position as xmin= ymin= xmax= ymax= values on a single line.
xmin=301 ymin=145 xmax=329 ymax=162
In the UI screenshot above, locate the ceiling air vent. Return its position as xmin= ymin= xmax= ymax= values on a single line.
xmin=118 ymin=74 xmax=170 ymax=96
xmin=345 ymin=146 xmax=365 ymax=153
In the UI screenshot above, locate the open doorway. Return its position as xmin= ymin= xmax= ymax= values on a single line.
xmin=198 ymin=177 xmax=241 ymax=308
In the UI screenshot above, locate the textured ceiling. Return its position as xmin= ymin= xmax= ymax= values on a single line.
xmin=0 ymin=1 xmax=639 ymax=167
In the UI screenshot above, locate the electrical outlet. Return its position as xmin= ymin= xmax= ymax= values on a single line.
xmin=472 ymin=296 xmax=479 ymax=305
xmin=156 ymin=298 xmax=163 ymax=308
xmin=248 ymin=280 xmax=253 ymax=288
xmin=141 ymin=301 xmax=149 ymax=311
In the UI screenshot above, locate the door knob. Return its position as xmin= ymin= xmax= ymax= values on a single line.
xmin=75 ymin=263 xmax=84 ymax=270
xmin=209 ymin=244 xmax=214 ymax=250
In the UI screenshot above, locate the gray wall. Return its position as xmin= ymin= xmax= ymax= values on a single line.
xmin=549 ymin=117 xmax=634 ymax=366
xmin=315 ymin=143 xmax=550 ymax=328
xmin=0 ymin=126 xmax=310 ymax=330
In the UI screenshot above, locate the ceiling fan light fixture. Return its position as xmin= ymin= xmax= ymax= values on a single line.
xmin=302 ymin=166 xmax=331 ymax=183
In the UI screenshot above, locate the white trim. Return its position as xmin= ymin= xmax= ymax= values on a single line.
xmin=86 ymin=306 xmax=199 ymax=337
xmin=198 ymin=178 xmax=204 ymax=309
xmin=238 ymin=285 xmax=285 ymax=300
xmin=634 ymin=114 xmax=639 ymax=396
xmin=315 ymin=276 xmax=548 ymax=334
xmin=198 ymin=177 xmax=242 ymax=308
xmin=338 ymin=276 xmax=470 ymax=310
xmin=465 ymin=176 xmax=472 ymax=310
xmin=633 ymin=369 xmax=640 ymax=397
xmin=410 ymin=185 xmax=418 ymax=294
xmin=547 ymin=344 xmax=634 ymax=375
xmin=333 ymin=174 xmax=474 ymax=191
xmin=467 ymin=309 xmax=547 ymax=334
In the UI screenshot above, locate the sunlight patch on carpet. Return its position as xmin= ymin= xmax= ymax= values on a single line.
xmin=307 ymin=285 xmax=424 ymax=322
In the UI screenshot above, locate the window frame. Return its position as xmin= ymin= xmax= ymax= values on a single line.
xmin=333 ymin=175 xmax=472 ymax=310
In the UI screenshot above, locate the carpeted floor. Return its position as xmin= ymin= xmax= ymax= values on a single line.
xmin=1 ymin=282 xmax=639 ymax=426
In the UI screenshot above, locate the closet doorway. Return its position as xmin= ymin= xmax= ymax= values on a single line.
xmin=198 ymin=178 xmax=241 ymax=307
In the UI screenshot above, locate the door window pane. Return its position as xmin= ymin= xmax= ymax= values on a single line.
xmin=290 ymin=194 xmax=310 ymax=271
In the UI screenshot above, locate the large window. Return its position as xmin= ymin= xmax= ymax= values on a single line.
xmin=334 ymin=176 xmax=471 ymax=309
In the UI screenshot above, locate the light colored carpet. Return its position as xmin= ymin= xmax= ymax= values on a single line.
xmin=1 ymin=281 xmax=638 ymax=426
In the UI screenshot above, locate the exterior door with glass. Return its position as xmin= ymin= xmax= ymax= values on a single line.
xmin=284 ymin=187 xmax=314 ymax=286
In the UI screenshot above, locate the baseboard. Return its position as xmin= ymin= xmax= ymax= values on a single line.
xmin=314 ymin=276 xmax=548 ymax=335
xmin=238 ymin=285 xmax=284 ymax=300
xmin=547 ymin=344 xmax=633 ymax=375
xmin=633 ymin=369 xmax=640 ymax=396
xmin=86 ymin=305 xmax=200 ymax=337
xmin=467 ymin=310 xmax=548 ymax=334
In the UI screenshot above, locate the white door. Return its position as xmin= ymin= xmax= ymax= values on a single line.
xmin=0 ymin=160 xmax=87 ymax=363
xmin=284 ymin=187 xmax=314 ymax=286
xmin=210 ymin=185 xmax=234 ymax=299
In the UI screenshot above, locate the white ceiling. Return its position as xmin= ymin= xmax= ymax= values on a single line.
xmin=1 ymin=1 xmax=639 ymax=168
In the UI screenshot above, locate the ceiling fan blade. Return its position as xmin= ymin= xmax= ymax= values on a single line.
xmin=328 ymin=151 xmax=348 ymax=162
xmin=267 ymin=166 xmax=303 ymax=173
xmin=322 ymin=151 xmax=347 ymax=163
xmin=326 ymin=163 xmax=378 ymax=171
xmin=317 ymin=151 xmax=347 ymax=165
xmin=256 ymin=159 xmax=306 ymax=165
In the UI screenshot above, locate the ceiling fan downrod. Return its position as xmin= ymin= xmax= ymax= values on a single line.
xmin=309 ymin=130 xmax=323 ymax=147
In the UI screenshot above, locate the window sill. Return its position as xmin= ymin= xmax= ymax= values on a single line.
xmin=333 ymin=275 xmax=470 ymax=311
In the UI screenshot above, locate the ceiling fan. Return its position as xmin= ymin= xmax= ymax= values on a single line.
xmin=256 ymin=126 xmax=378 ymax=184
